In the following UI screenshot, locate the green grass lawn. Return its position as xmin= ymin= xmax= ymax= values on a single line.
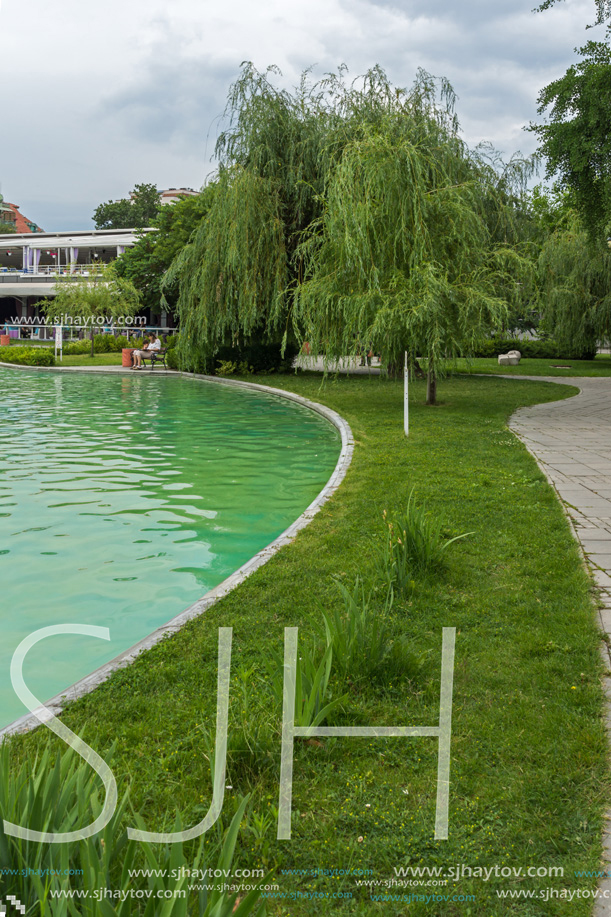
xmin=451 ymin=354 xmax=611 ymax=377
xmin=6 ymin=372 xmax=609 ymax=916
xmin=60 ymin=352 xmax=124 ymax=366
xmin=3 ymin=338 xmax=54 ymax=346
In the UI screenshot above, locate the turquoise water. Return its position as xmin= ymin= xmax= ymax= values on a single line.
xmin=0 ymin=370 xmax=340 ymax=728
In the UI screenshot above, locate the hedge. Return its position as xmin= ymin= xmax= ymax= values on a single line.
xmin=463 ymin=337 xmax=597 ymax=361
xmin=0 ymin=347 xmax=55 ymax=366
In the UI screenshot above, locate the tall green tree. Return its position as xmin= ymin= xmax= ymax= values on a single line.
xmin=115 ymin=188 xmax=214 ymax=312
xmin=39 ymin=263 xmax=141 ymax=357
xmin=169 ymin=64 xmax=531 ymax=402
xmin=93 ymin=183 xmax=161 ymax=230
xmin=530 ymin=41 xmax=611 ymax=240
xmin=296 ymin=128 xmax=528 ymax=403
xmin=537 ymin=209 xmax=611 ymax=354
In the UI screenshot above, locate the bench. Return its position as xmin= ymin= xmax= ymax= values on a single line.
xmin=141 ymin=347 xmax=168 ymax=370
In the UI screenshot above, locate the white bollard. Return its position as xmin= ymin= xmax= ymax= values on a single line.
xmin=404 ymin=352 xmax=409 ymax=437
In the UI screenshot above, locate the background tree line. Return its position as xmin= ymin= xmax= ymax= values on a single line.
xmin=100 ymin=2 xmax=611 ymax=401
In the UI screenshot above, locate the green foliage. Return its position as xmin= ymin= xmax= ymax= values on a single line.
xmin=0 ymin=743 xmax=266 ymax=916
xmin=463 ymin=335 xmax=596 ymax=360
xmin=115 ymin=189 xmax=214 ymax=311
xmin=216 ymin=360 xmax=246 ymax=376
xmin=266 ymin=642 xmax=347 ymax=730
xmin=295 ymin=125 xmax=529 ymax=390
xmin=168 ymin=166 xmax=288 ymax=370
xmin=49 ymin=335 xmax=133 ymax=357
xmin=531 ymin=41 xmax=611 ymax=238
xmin=0 ymin=346 xmax=55 ymax=366
xmin=166 ymin=347 xmax=180 ymax=370
xmin=41 ymin=263 xmax=140 ymax=324
xmin=93 ymin=183 xmax=162 ymax=230
xmin=169 ymin=63 xmax=534 ymax=401
xmin=214 ymin=340 xmax=298 ymax=375
xmin=538 ymin=212 xmax=611 ymax=352
xmin=536 ymin=0 xmax=611 ymax=29
xmin=92 ymin=333 xmax=114 ymax=353
xmin=528 ymin=184 xmax=576 ymax=238
xmin=378 ymin=490 xmax=473 ymax=582
xmin=39 ymin=263 xmax=142 ymax=358
xmin=322 ymin=577 xmax=394 ymax=683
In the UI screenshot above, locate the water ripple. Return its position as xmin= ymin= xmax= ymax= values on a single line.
xmin=0 ymin=371 xmax=339 ymax=727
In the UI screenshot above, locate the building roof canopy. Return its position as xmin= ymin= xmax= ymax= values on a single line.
xmin=0 ymin=228 xmax=155 ymax=250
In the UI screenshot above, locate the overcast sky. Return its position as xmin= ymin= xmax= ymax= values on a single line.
xmin=0 ymin=0 xmax=601 ymax=231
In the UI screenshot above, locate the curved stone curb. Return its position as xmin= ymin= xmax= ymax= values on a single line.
xmin=0 ymin=360 xmax=177 ymax=374
xmin=0 ymin=368 xmax=354 ymax=738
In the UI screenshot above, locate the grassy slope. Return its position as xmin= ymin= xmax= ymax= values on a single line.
xmin=6 ymin=372 xmax=609 ymax=916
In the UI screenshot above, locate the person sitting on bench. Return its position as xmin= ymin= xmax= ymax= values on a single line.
xmin=132 ymin=333 xmax=161 ymax=370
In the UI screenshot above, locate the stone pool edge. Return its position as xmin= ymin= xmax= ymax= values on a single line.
xmin=0 ymin=368 xmax=354 ymax=738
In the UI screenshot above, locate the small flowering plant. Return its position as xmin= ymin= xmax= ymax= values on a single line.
xmin=377 ymin=489 xmax=473 ymax=592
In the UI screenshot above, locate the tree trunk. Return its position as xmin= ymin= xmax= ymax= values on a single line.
xmin=388 ymin=353 xmax=425 ymax=380
xmin=426 ymin=367 xmax=437 ymax=405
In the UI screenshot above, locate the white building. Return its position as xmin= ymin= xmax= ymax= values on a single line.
xmin=159 ymin=187 xmax=199 ymax=204
xmin=0 ymin=227 xmax=156 ymax=333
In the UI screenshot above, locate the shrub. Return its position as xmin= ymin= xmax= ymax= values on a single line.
xmin=93 ymin=332 xmax=122 ymax=353
xmin=185 ymin=339 xmax=299 ymax=375
xmin=322 ymin=577 xmax=394 ymax=683
xmin=266 ymin=640 xmax=347 ymax=729
xmin=463 ymin=336 xmax=596 ymax=360
xmin=216 ymin=359 xmax=239 ymax=376
xmin=63 ymin=340 xmax=91 ymax=355
xmin=377 ymin=490 xmax=473 ymax=582
xmin=0 ymin=346 xmax=55 ymax=366
xmin=0 ymin=742 xmax=266 ymax=916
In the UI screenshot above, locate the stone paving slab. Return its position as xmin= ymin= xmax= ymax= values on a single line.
xmin=507 ymin=376 xmax=611 ymax=912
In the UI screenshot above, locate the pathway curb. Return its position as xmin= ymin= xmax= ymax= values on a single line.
xmin=506 ymin=375 xmax=611 ymax=912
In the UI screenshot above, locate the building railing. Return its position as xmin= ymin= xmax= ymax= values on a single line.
xmin=1 ymin=325 xmax=174 ymax=342
xmin=0 ymin=264 xmax=103 ymax=277
xmin=0 ymin=273 xmax=56 ymax=284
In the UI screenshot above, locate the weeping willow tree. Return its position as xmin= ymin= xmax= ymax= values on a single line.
xmin=169 ymin=63 xmax=531 ymax=398
xmin=167 ymin=62 xmax=341 ymax=371
xmin=165 ymin=165 xmax=287 ymax=364
xmin=538 ymin=212 xmax=611 ymax=354
xmin=295 ymin=125 xmax=529 ymax=403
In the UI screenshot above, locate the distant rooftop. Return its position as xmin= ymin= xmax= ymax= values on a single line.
xmin=159 ymin=187 xmax=199 ymax=204
xmin=0 ymin=194 xmax=43 ymax=234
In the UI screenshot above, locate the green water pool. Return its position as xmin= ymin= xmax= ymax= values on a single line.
xmin=0 ymin=370 xmax=341 ymax=729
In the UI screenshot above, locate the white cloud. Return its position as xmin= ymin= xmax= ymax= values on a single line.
xmin=0 ymin=0 xmax=600 ymax=229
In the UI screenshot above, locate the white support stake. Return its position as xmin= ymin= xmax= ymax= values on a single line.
xmin=54 ymin=325 xmax=63 ymax=362
xmin=404 ymin=351 xmax=409 ymax=437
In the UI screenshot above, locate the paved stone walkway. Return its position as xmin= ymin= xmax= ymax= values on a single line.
xmin=509 ymin=376 xmax=611 ymax=627
xmin=508 ymin=375 xmax=611 ymax=910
